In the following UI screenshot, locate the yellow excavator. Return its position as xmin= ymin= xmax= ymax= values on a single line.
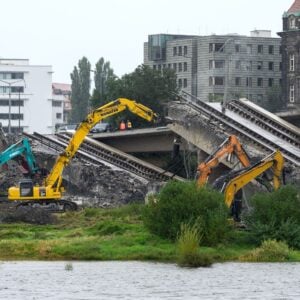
xmin=8 ymin=98 xmax=157 ymax=211
xmin=223 ymin=150 xmax=284 ymax=207
xmin=214 ymin=150 xmax=285 ymax=221
xmin=197 ymin=135 xmax=251 ymax=186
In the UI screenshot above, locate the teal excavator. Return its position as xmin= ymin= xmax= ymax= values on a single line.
xmin=0 ymin=138 xmax=39 ymax=175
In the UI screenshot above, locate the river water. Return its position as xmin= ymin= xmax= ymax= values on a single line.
xmin=0 ymin=261 xmax=299 ymax=299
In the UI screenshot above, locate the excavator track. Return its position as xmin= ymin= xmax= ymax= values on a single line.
xmin=15 ymin=199 xmax=77 ymax=212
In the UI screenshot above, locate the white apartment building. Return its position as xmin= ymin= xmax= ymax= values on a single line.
xmin=0 ymin=59 xmax=63 ymax=134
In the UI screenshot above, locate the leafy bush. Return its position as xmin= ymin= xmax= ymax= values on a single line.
xmin=176 ymin=223 xmax=213 ymax=267
xmin=143 ymin=181 xmax=231 ymax=245
xmin=244 ymin=185 xmax=300 ymax=248
xmin=239 ymin=239 xmax=291 ymax=262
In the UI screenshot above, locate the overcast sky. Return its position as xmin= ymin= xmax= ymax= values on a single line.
xmin=1 ymin=0 xmax=294 ymax=83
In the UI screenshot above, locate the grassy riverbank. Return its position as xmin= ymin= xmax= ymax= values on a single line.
xmin=0 ymin=204 xmax=300 ymax=262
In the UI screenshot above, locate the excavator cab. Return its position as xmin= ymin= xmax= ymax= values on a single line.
xmin=19 ymin=179 xmax=34 ymax=197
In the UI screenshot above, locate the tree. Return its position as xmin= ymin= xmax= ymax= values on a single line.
xmin=91 ymin=57 xmax=115 ymax=108
xmin=106 ymin=64 xmax=178 ymax=128
xmin=70 ymin=57 xmax=91 ymax=123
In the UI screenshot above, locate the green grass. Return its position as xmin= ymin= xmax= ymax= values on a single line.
xmin=0 ymin=204 xmax=300 ymax=262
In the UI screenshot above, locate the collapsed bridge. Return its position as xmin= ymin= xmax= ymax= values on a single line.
xmin=168 ymin=92 xmax=300 ymax=169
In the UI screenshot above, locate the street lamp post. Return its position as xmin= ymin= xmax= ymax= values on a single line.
xmin=0 ymin=79 xmax=26 ymax=134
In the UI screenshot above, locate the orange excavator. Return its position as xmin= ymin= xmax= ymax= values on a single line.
xmin=197 ymin=135 xmax=251 ymax=187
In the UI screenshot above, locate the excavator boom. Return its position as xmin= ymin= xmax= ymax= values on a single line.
xmin=197 ymin=135 xmax=251 ymax=186
xmin=45 ymin=98 xmax=157 ymax=188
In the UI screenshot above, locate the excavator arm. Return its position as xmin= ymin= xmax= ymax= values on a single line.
xmin=223 ymin=150 xmax=284 ymax=207
xmin=0 ymin=138 xmax=38 ymax=174
xmin=44 ymin=98 xmax=157 ymax=189
xmin=197 ymin=135 xmax=251 ymax=186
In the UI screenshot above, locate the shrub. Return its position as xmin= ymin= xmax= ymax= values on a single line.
xmin=143 ymin=181 xmax=231 ymax=245
xmin=244 ymin=185 xmax=300 ymax=248
xmin=239 ymin=239 xmax=291 ymax=262
xmin=176 ymin=223 xmax=213 ymax=268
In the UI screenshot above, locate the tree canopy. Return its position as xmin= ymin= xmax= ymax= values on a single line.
xmin=70 ymin=59 xmax=178 ymax=128
xmin=105 ymin=64 xmax=178 ymax=128
xmin=70 ymin=57 xmax=91 ymax=123
xmin=91 ymin=57 xmax=115 ymax=108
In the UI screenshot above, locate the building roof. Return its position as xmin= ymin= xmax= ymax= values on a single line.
xmin=52 ymin=82 xmax=71 ymax=92
xmin=288 ymin=0 xmax=300 ymax=13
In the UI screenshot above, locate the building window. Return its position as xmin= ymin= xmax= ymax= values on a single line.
xmin=184 ymin=62 xmax=188 ymax=72
xmin=290 ymin=54 xmax=295 ymax=71
xmin=268 ymin=62 xmax=274 ymax=71
xmin=215 ymin=77 xmax=224 ymax=85
xmin=56 ymin=113 xmax=62 ymax=119
xmin=178 ymin=79 xmax=182 ymax=88
xmin=246 ymin=61 xmax=252 ymax=71
xmin=289 ymin=85 xmax=295 ymax=102
xmin=268 ymin=45 xmax=274 ymax=55
xmin=209 ymin=60 xmax=225 ymax=69
xmin=235 ymin=61 xmax=241 ymax=70
xmin=280 ymin=62 xmax=282 ymax=71
xmin=52 ymin=100 xmax=62 ymax=107
xmin=178 ymin=46 xmax=182 ymax=56
xmin=257 ymin=94 xmax=263 ymax=103
xmin=290 ymin=17 xmax=296 ymax=29
xmin=257 ymin=45 xmax=263 ymax=54
xmin=173 ymin=63 xmax=177 ymax=71
xmin=0 ymin=113 xmax=23 ymax=120
xmin=235 ymin=77 xmax=241 ymax=86
xmin=178 ymin=63 xmax=182 ymax=72
xmin=183 ymin=78 xmax=187 ymax=88
xmin=12 ymin=73 xmax=24 ymax=79
xmin=247 ymin=44 xmax=252 ymax=54
xmin=11 ymin=86 xmax=24 ymax=93
xmin=246 ymin=77 xmax=252 ymax=87
xmin=0 ymin=72 xmax=24 ymax=79
xmin=153 ymin=65 xmax=156 ymax=70
xmin=257 ymin=61 xmax=263 ymax=70
xmin=184 ymin=46 xmax=188 ymax=56
xmin=257 ymin=78 xmax=263 ymax=87
xmin=209 ymin=43 xmax=224 ymax=53
xmin=209 ymin=76 xmax=224 ymax=86
xmin=173 ymin=47 xmax=177 ymax=56
xmin=0 ymin=100 xmax=24 ymax=106
xmin=268 ymin=78 xmax=274 ymax=87
xmin=279 ymin=79 xmax=282 ymax=86
xmin=0 ymin=73 xmax=11 ymax=80
xmin=235 ymin=44 xmax=240 ymax=53
xmin=158 ymin=65 xmax=161 ymax=71
xmin=168 ymin=64 xmax=171 ymax=68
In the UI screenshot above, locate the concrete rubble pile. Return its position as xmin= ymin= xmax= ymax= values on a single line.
xmin=33 ymin=148 xmax=149 ymax=208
